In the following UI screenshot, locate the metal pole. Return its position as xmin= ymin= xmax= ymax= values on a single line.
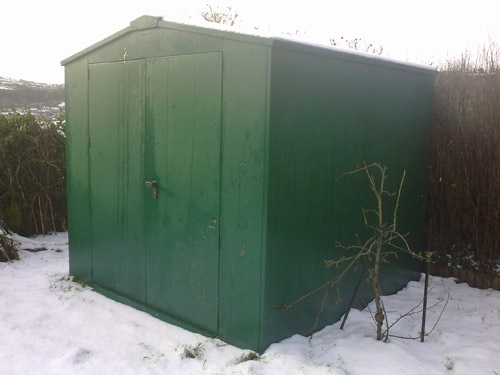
xmin=420 ymin=252 xmax=431 ymax=342
xmin=340 ymin=262 xmax=367 ymax=330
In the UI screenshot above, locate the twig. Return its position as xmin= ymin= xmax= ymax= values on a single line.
xmin=310 ymin=283 xmax=333 ymax=340
xmin=393 ymin=170 xmax=406 ymax=232
xmin=387 ymin=292 xmax=450 ymax=340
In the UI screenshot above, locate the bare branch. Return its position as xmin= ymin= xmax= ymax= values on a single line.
xmin=310 ymin=283 xmax=333 ymax=339
xmin=386 ymin=292 xmax=450 ymax=340
xmin=393 ymin=170 xmax=406 ymax=231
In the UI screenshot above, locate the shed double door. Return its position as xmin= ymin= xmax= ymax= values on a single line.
xmin=88 ymin=53 xmax=222 ymax=333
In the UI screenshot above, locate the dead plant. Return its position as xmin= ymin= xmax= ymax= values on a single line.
xmin=279 ymin=162 xmax=425 ymax=341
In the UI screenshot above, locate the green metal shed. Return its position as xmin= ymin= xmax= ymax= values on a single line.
xmin=62 ymin=15 xmax=436 ymax=352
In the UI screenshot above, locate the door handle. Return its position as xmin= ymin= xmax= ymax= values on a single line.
xmin=145 ymin=181 xmax=157 ymax=200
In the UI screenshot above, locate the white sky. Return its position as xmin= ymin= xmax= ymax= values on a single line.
xmin=1 ymin=0 xmax=499 ymax=84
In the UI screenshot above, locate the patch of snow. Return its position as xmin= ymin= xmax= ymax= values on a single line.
xmin=1 ymin=232 xmax=499 ymax=374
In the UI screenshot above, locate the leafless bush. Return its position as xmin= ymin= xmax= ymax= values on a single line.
xmin=200 ymin=4 xmax=240 ymax=26
xmin=280 ymin=163 xmax=424 ymax=341
xmin=330 ymin=36 xmax=384 ymax=55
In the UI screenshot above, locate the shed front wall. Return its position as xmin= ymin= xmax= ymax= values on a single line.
xmin=65 ymin=59 xmax=91 ymax=283
xmin=261 ymin=44 xmax=435 ymax=349
xmin=65 ymin=26 xmax=270 ymax=351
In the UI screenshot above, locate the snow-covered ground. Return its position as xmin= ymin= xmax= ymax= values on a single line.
xmin=1 ymin=232 xmax=499 ymax=375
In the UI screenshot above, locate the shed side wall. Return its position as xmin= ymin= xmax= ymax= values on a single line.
xmin=262 ymin=46 xmax=435 ymax=349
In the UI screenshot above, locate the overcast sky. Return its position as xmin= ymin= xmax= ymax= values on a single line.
xmin=2 ymin=0 xmax=499 ymax=84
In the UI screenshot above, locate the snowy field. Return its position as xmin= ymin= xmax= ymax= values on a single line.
xmin=1 ymin=232 xmax=499 ymax=375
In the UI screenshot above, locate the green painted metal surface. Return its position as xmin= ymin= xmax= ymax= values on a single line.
xmin=217 ymin=40 xmax=270 ymax=350
xmin=145 ymin=53 xmax=222 ymax=333
xmin=86 ymin=53 xmax=223 ymax=332
xmin=260 ymin=41 xmax=435 ymax=349
xmin=89 ymin=60 xmax=146 ymax=303
xmin=63 ymin=16 xmax=436 ymax=353
xmin=65 ymin=59 xmax=91 ymax=283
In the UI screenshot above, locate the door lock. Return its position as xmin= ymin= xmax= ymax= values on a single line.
xmin=145 ymin=181 xmax=157 ymax=200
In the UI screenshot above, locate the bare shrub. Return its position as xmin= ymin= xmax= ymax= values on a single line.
xmin=200 ymin=4 xmax=240 ymax=26
xmin=330 ymin=36 xmax=384 ymax=55
xmin=280 ymin=163 xmax=425 ymax=341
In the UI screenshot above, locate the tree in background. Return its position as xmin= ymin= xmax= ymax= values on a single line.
xmin=199 ymin=5 xmax=384 ymax=56
xmin=330 ymin=37 xmax=384 ymax=55
xmin=200 ymin=4 xmax=240 ymax=26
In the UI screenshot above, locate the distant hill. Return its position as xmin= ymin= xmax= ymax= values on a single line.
xmin=0 ymin=76 xmax=65 ymax=120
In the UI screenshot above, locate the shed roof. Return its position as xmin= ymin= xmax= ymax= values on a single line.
xmin=61 ymin=15 xmax=436 ymax=75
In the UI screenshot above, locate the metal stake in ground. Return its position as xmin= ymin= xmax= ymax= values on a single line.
xmin=340 ymin=261 xmax=367 ymax=330
xmin=421 ymin=252 xmax=431 ymax=342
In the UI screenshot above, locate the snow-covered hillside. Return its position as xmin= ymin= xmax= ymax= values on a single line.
xmin=0 ymin=76 xmax=64 ymax=120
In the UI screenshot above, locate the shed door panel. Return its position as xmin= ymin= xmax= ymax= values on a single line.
xmin=145 ymin=53 xmax=222 ymax=333
xmin=88 ymin=61 xmax=146 ymax=302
